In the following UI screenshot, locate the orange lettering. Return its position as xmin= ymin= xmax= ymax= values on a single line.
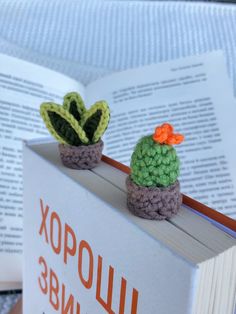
xmin=119 ymin=278 xmax=127 ymax=314
xmin=96 ymin=255 xmax=115 ymax=314
xmin=64 ymin=223 xmax=76 ymax=264
xmin=119 ymin=278 xmax=139 ymax=314
xmin=50 ymin=268 xmax=59 ymax=310
xmin=131 ymin=289 xmax=139 ymax=314
xmin=62 ymin=283 xmax=74 ymax=314
xmin=78 ymin=240 xmax=94 ymax=289
xmin=38 ymin=256 xmax=48 ymax=294
xmin=50 ymin=211 xmax=62 ymax=255
xmin=76 ymin=302 xmax=81 ymax=314
xmin=39 ymin=199 xmax=49 ymax=243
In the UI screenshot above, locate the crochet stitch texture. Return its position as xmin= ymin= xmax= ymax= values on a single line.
xmin=130 ymin=135 xmax=180 ymax=187
xmin=59 ymin=141 xmax=104 ymax=169
xmin=40 ymin=92 xmax=110 ymax=146
xmin=126 ymin=176 xmax=182 ymax=220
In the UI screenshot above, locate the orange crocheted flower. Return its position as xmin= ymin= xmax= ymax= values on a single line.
xmin=153 ymin=123 xmax=184 ymax=145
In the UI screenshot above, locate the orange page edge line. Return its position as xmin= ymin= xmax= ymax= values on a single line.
xmin=101 ymin=155 xmax=236 ymax=232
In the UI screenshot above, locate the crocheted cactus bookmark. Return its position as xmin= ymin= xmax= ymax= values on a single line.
xmin=127 ymin=123 xmax=184 ymax=220
xmin=130 ymin=123 xmax=184 ymax=187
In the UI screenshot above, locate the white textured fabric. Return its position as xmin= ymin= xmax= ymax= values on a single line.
xmin=0 ymin=0 xmax=236 ymax=90
xmin=0 ymin=37 xmax=111 ymax=85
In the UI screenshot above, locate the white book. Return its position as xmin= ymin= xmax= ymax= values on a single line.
xmin=23 ymin=141 xmax=236 ymax=314
xmin=1 ymin=51 xmax=236 ymax=292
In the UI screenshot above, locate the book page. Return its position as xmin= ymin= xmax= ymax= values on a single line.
xmin=0 ymin=54 xmax=84 ymax=284
xmin=86 ymin=51 xmax=236 ymax=219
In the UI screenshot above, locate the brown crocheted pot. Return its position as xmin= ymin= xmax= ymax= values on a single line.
xmin=126 ymin=175 xmax=182 ymax=220
xmin=58 ymin=140 xmax=104 ymax=170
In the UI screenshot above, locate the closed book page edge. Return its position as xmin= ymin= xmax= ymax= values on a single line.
xmin=101 ymin=155 xmax=236 ymax=233
xmin=23 ymin=142 xmax=199 ymax=314
xmin=26 ymin=141 xmax=217 ymax=264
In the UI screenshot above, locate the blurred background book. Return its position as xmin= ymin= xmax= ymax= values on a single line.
xmin=1 ymin=0 xmax=236 ymax=312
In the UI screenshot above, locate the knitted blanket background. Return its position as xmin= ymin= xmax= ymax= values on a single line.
xmin=0 ymin=1 xmax=236 ymax=91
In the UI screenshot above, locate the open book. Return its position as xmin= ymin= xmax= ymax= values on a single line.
xmin=0 ymin=51 xmax=236 ymax=292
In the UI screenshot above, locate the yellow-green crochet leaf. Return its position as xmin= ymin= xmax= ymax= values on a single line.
xmin=63 ymin=92 xmax=86 ymax=123
xmin=40 ymin=103 xmax=89 ymax=146
xmin=81 ymin=101 xmax=110 ymax=143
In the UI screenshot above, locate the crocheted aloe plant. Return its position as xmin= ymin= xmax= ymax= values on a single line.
xmin=40 ymin=92 xmax=110 ymax=146
xmin=130 ymin=123 xmax=184 ymax=187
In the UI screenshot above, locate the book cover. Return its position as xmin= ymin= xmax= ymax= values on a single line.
xmin=23 ymin=141 xmax=236 ymax=314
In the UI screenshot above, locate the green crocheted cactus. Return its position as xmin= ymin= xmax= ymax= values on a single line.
xmin=130 ymin=124 xmax=184 ymax=187
xmin=40 ymin=92 xmax=110 ymax=146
